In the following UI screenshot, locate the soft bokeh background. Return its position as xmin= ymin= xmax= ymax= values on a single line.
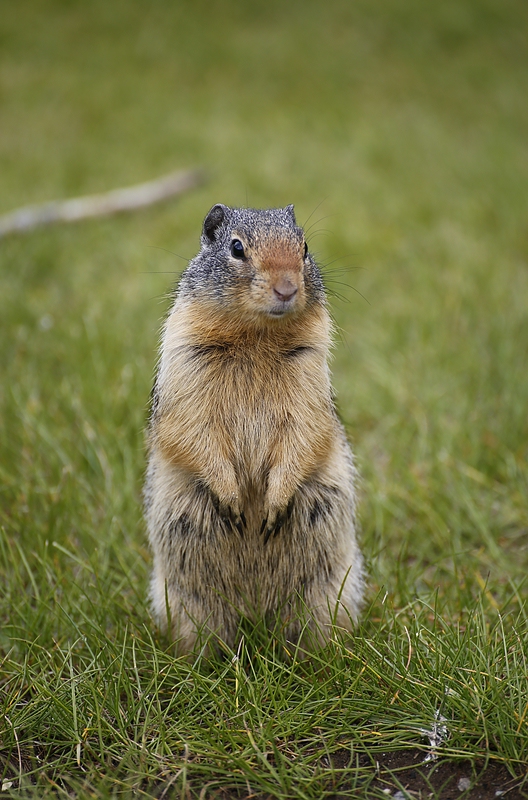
xmin=0 ymin=1 xmax=527 ymax=792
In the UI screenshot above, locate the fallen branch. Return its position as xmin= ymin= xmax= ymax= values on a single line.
xmin=0 ymin=168 xmax=205 ymax=238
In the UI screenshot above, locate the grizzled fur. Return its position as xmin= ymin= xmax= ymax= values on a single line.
xmin=144 ymin=203 xmax=364 ymax=655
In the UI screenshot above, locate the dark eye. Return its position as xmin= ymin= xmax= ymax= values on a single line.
xmin=303 ymin=241 xmax=308 ymax=258
xmin=230 ymin=239 xmax=245 ymax=259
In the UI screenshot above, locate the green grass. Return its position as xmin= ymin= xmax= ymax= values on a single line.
xmin=1 ymin=0 xmax=527 ymax=796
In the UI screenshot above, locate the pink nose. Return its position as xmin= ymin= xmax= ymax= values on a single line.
xmin=273 ymin=279 xmax=298 ymax=302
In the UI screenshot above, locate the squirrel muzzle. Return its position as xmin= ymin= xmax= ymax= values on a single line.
xmin=252 ymin=239 xmax=306 ymax=318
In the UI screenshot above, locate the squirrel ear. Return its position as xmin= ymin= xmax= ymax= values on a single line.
xmin=284 ymin=204 xmax=297 ymax=224
xmin=203 ymin=204 xmax=228 ymax=242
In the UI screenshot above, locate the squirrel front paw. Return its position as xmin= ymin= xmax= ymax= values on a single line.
xmin=260 ymin=497 xmax=294 ymax=545
xmin=211 ymin=492 xmax=246 ymax=537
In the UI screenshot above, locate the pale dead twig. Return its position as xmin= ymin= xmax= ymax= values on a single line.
xmin=0 ymin=168 xmax=205 ymax=238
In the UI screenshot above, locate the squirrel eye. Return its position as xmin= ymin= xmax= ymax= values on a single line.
xmin=303 ymin=241 xmax=308 ymax=258
xmin=230 ymin=239 xmax=245 ymax=259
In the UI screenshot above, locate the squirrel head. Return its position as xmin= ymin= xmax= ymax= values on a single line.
xmin=184 ymin=204 xmax=324 ymax=323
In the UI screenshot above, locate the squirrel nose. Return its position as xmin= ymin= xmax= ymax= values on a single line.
xmin=273 ymin=278 xmax=298 ymax=303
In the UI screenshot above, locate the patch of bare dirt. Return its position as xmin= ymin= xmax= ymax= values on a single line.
xmin=338 ymin=748 xmax=528 ymax=799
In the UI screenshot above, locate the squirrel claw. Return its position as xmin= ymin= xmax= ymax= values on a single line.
xmin=263 ymin=522 xmax=277 ymax=545
xmin=263 ymin=515 xmax=284 ymax=545
xmin=261 ymin=500 xmax=294 ymax=545
xmin=259 ymin=517 xmax=278 ymax=541
xmin=225 ymin=516 xmax=236 ymax=534
xmin=233 ymin=509 xmax=246 ymax=537
xmin=211 ymin=492 xmax=245 ymax=536
xmin=223 ymin=510 xmax=245 ymax=536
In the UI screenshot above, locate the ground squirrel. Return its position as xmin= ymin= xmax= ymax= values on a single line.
xmin=144 ymin=204 xmax=364 ymax=655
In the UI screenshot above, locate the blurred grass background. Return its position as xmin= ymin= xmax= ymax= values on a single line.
xmin=0 ymin=0 xmax=527 ymax=795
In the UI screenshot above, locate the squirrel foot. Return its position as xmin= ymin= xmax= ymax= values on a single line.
xmin=211 ymin=493 xmax=246 ymax=537
xmin=260 ymin=498 xmax=294 ymax=544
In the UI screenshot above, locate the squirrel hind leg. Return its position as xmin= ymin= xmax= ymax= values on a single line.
xmin=147 ymin=488 xmax=241 ymax=657
xmin=150 ymin=573 xmax=240 ymax=657
xmin=280 ymin=579 xmax=363 ymax=658
xmin=288 ymin=480 xmax=364 ymax=645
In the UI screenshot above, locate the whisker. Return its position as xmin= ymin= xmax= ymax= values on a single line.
xmin=301 ymin=199 xmax=328 ymax=229
xmin=321 ymin=266 xmax=366 ymax=276
xmin=304 ymin=214 xmax=334 ymax=235
xmin=326 ymin=289 xmax=350 ymax=303
xmin=146 ymin=245 xmax=190 ymax=262
xmin=324 ymin=278 xmax=371 ymax=306
xmin=306 ymin=228 xmax=332 ymax=240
